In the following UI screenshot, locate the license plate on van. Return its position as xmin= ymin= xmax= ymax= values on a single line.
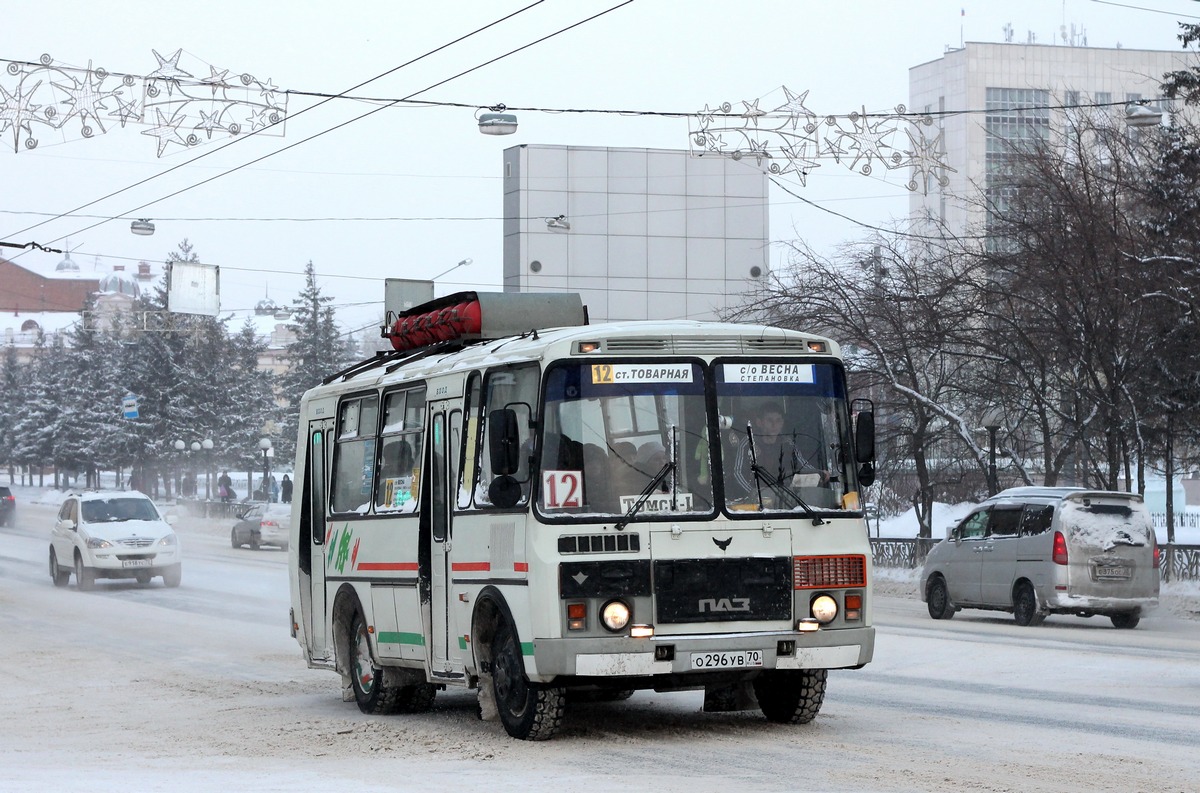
xmin=1095 ymin=564 xmax=1131 ymax=580
xmin=122 ymin=559 xmax=151 ymax=568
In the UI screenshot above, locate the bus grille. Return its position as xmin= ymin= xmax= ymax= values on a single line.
xmin=793 ymin=555 xmax=867 ymax=589
xmin=653 ymin=557 xmax=792 ymax=623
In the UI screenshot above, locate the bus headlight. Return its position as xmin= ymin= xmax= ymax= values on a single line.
xmin=600 ymin=600 xmax=631 ymax=632
xmin=811 ymin=594 xmax=838 ymax=624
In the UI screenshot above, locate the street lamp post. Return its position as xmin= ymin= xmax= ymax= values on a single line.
xmin=201 ymin=439 xmax=214 ymax=500
xmin=258 ymin=437 xmax=273 ymax=502
xmin=981 ymin=408 xmax=1003 ymax=496
xmin=173 ymin=438 xmax=186 ymax=499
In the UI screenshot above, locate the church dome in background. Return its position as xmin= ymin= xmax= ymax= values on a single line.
xmin=98 ymin=269 xmax=140 ymax=297
xmin=55 ymin=252 xmax=79 ymax=272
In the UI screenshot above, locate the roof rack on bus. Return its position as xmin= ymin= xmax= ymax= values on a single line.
xmin=381 ymin=291 xmax=587 ymax=352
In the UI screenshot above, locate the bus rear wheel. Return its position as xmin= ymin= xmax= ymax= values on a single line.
xmin=349 ymin=612 xmax=436 ymax=714
xmin=491 ymin=623 xmax=564 ymax=740
xmin=753 ymin=669 xmax=827 ymax=724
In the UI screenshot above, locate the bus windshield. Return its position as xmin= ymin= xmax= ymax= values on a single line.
xmin=715 ymin=360 xmax=857 ymax=514
xmin=538 ymin=361 xmax=714 ymax=519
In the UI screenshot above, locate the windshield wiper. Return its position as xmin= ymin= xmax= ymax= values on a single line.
xmin=615 ymin=427 xmax=678 ymax=531
xmin=746 ymin=423 xmax=826 ymax=526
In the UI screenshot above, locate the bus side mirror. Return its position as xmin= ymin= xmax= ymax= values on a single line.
xmin=857 ymin=462 xmax=875 ymax=488
xmin=854 ymin=408 xmax=875 ymax=462
xmin=488 ymin=408 xmax=521 ymax=476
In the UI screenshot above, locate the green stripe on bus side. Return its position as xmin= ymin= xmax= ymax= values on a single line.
xmin=521 ymin=642 xmax=534 ymax=656
xmin=377 ymin=631 xmax=426 ymax=646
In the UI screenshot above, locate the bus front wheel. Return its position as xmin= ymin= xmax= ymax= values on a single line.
xmin=754 ymin=669 xmax=827 ymax=724
xmin=491 ymin=623 xmax=565 ymax=740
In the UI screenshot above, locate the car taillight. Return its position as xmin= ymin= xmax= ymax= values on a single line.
xmin=1052 ymin=531 xmax=1069 ymax=565
xmin=1152 ymin=535 xmax=1160 ymax=568
xmin=261 ymin=520 xmax=278 ymax=528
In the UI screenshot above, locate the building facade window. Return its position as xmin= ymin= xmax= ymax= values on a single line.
xmin=984 ymin=87 xmax=1051 ymax=241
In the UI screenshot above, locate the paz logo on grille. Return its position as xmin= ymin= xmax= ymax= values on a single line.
xmin=698 ymin=597 xmax=751 ymax=613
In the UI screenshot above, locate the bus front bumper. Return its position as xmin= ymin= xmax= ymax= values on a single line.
xmin=528 ymin=626 xmax=874 ymax=681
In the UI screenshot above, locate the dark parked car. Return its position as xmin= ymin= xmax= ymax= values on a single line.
xmin=230 ymin=503 xmax=290 ymax=550
xmin=0 ymin=486 xmax=14 ymax=527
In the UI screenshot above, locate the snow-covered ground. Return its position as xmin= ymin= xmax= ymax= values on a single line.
xmin=2 ymin=486 xmax=1199 ymax=792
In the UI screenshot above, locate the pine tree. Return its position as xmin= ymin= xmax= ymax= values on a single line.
xmin=277 ymin=261 xmax=356 ymax=464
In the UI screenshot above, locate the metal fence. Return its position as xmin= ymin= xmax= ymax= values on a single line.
xmin=868 ymin=538 xmax=1200 ymax=582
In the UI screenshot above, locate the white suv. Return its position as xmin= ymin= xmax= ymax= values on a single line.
xmin=49 ymin=491 xmax=182 ymax=590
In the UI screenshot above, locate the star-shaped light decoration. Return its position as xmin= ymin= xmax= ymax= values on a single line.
xmin=194 ymin=108 xmax=224 ymax=139
xmin=775 ymin=86 xmax=817 ymax=132
xmin=147 ymin=48 xmax=193 ymax=94
xmin=141 ymin=106 xmax=187 ymax=156
xmin=741 ymin=98 xmax=767 ymax=127
xmin=51 ymin=61 xmax=120 ymax=135
xmin=775 ymin=136 xmax=822 ymax=186
xmin=733 ymin=136 xmax=773 ymax=167
xmin=107 ymin=94 xmax=141 ymax=128
xmin=0 ymin=80 xmax=43 ymax=152
xmin=842 ymin=107 xmax=895 ymax=175
xmin=257 ymin=78 xmax=280 ymax=106
xmin=246 ymin=106 xmax=274 ymax=131
xmin=201 ymin=65 xmax=231 ymax=96
xmin=900 ymin=125 xmax=956 ymax=194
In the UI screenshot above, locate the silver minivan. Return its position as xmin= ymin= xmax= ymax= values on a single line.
xmin=920 ymin=487 xmax=1159 ymax=628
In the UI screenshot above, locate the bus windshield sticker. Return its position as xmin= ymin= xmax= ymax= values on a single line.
xmin=722 ymin=363 xmax=815 ymax=383
xmin=591 ymin=363 xmax=693 ymax=384
xmin=542 ymin=470 xmax=583 ymax=509
xmin=619 ymin=492 xmax=693 ymax=513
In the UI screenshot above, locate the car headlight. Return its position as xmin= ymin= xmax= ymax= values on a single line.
xmin=811 ymin=594 xmax=838 ymax=624
xmin=157 ymin=534 xmax=178 ymax=547
xmin=86 ymin=537 xmax=113 ymax=549
xmin=600 ymin=600 xmax=631 ymax=632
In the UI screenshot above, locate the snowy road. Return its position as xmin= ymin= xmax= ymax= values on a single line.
xmin=2 ymin=500 xmax=1198 ymax=792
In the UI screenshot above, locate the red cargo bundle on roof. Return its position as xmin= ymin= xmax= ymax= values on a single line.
xmin=383 ymin=291 xmax=586 ymax=351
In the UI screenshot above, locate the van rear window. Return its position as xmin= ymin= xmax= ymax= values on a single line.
xmin=1083 ymin=504 xmax=1132 ymax=517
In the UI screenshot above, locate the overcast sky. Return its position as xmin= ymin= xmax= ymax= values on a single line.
xmin=2 ymin=0 xmax=1195 ymax=335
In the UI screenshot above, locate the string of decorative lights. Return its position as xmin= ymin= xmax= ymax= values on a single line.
xmin=0 ymin=0 xmax=556 ymax=244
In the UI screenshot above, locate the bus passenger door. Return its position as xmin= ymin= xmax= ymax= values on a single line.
xmin=427 ymin=407 xmax=456 ymax=674
xmin=303 ymin=419 xmax=334 ymax=661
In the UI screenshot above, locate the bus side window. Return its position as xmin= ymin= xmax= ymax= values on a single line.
xmin=476 ymin=364 xmax=539 ymax=509
xmin=458 ymin=372 xmax=482 ymax=509
xmin=375 ymin=387 xmax=425 ymax=513
xmin=331 ymin=394 xmax=378 ymax=515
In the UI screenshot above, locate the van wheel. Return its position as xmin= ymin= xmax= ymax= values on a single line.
xmin=1110 ymin=612 xmax=1140 ymax=629
xmin=162 ymin=565 xmax=182 ymax=588
xmin=491 ymin=622 xmax=565 ymax=740
xmin=754 ymin=669 xmax=827 ymax=724
xmin=49 ymin=549 xmax=70 ymax=587
xmin=926 ymin=577 xmax=954 ymax=620
xmin=74 ymin=553 xmax=95 ymax=592
xmin=1013 ymin=582 xmax=1045 ymax=627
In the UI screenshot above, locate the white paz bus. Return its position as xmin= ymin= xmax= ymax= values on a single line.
xmin=288 ymin=291 xmax=877 ymax=740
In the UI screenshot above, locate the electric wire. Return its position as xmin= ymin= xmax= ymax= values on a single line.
xmin=1 ymin=0 xmax=553 ymax=242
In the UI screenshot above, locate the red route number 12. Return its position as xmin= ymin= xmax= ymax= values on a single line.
xmin=542 ymin=470 xmax=582 ymax=508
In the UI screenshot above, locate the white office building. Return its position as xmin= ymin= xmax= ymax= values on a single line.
xmin=909 ymin=42 xmax=1189 ymax=238
xmin=502 ymin=145 xmax=769 ymax=323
